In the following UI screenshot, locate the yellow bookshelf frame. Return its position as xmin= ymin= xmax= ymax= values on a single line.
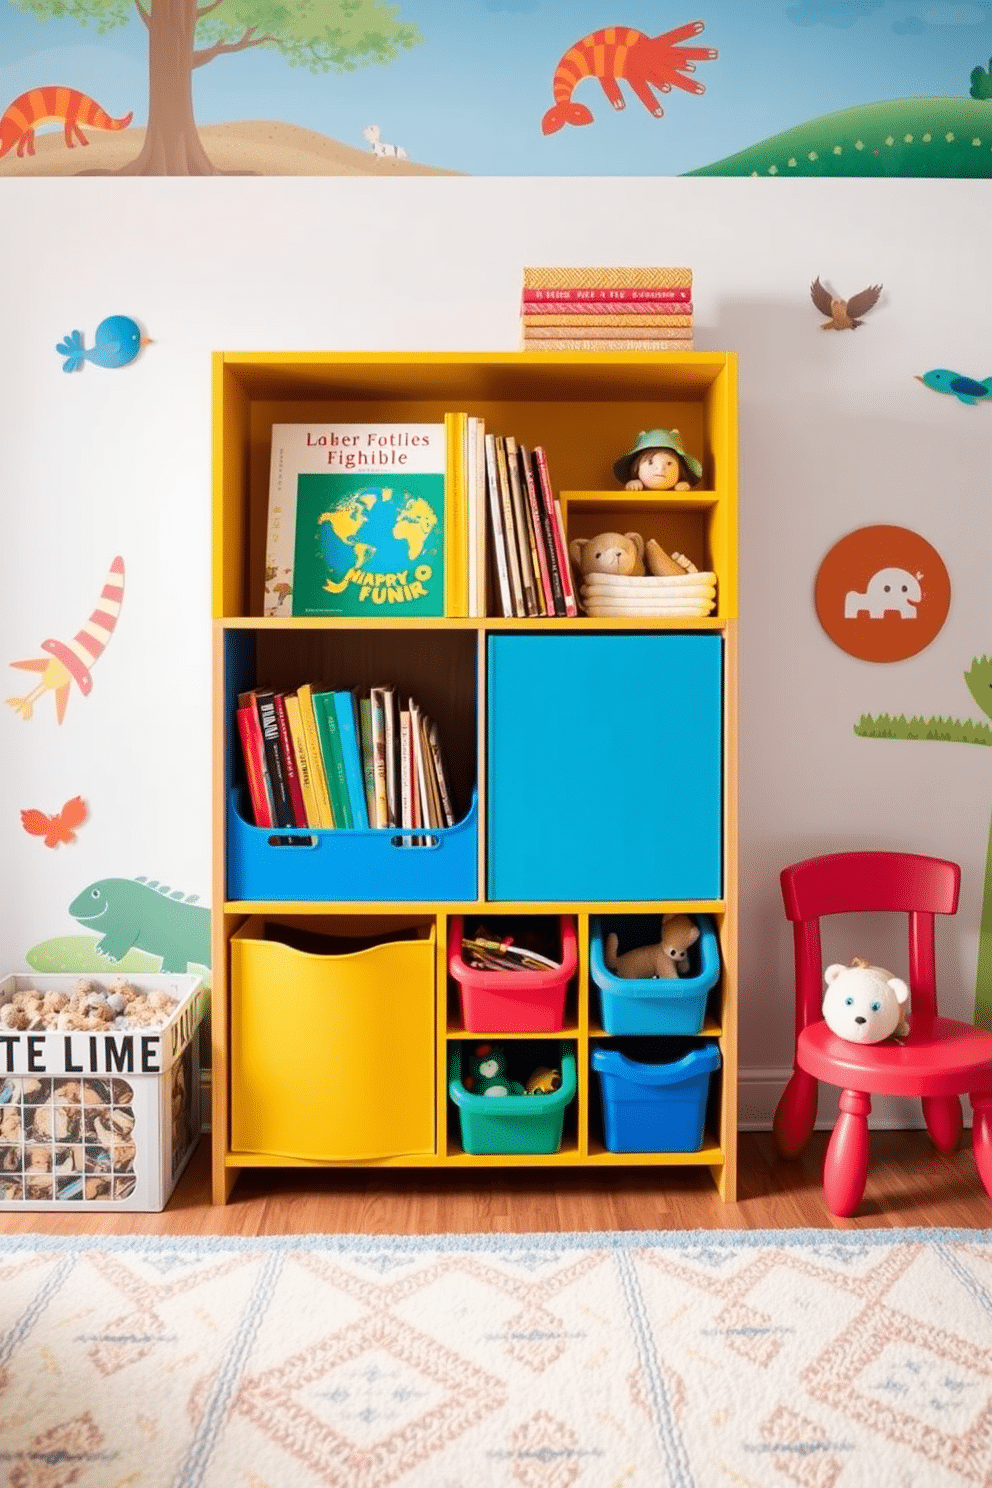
xmin=211 ymin=351 xmax=738 ymax=1203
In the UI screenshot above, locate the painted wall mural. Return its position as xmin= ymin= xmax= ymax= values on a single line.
xmin=3 ymin=1 xmax=992 ymax=177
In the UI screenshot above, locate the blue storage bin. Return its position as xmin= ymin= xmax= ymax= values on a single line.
xmin=227 ymin=786 xmax=478 ymax=902
xmin=449 ymin=1042 xmax=576 ymax=1155
xmin=592 ymin=1041 xmax=721 ymax=1152
xmin=590 ymin=914 xmax=720 ymax=1035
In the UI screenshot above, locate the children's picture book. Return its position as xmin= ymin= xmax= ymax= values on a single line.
xmin=264 ymin=422 xmax=449 ymax=619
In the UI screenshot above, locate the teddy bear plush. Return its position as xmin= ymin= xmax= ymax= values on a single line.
xmin=569 ymin=531 xmax=645 ymax=577
xmin=821 ymin=958 xmax=910 ymax=1044
xmin=604 ymin=914 xmax=700 ymax=980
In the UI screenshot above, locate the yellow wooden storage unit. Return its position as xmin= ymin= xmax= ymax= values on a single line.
xmin=211 ymin=350 xmax=738 ymax=1203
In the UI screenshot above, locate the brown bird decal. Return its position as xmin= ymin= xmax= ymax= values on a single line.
xmin=810 ymin=277 xmax=882 ymax=330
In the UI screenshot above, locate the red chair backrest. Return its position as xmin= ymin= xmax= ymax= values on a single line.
xmin=780 ymin=851 xmax=960 ymax=1033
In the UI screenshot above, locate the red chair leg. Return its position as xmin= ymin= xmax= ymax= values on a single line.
xmin=971 ymin=1093 xmax=992 ymax=1203
xmin=823 ymin=1090 xmax=871 ymax=1217
xmin=772 ymin=1069 xmax=819 ymax=1158
xmin=922 ymin=1094 xmax=963 ymax=1153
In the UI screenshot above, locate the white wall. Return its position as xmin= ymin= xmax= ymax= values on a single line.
xmin=2 ymin=176 xmax=988 ymax=1125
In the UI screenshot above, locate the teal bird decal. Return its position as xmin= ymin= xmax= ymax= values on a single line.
xmin=917 ymin=369 xmax=992 ymax=406
xmin=56 ymin=315 xmax=148 ymax=373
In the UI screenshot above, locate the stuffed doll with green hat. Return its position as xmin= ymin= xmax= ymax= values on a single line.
xmin=613 ymin=428 xmax=702 ymax=492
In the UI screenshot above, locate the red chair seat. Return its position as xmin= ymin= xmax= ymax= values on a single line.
xmin=798 ymin=1017 xmax=992 ymax=1099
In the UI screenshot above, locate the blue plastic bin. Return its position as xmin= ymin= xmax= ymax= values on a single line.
xmin=227 ymin=786 xmax=478 ymax=902
xmin=592 ymin=1041 xmax=721 ymax=1152
xmin=590 ymin=914 xmax=719 ymax=1036
xmin=449 ymin=1042 xmax=576 ymax=1155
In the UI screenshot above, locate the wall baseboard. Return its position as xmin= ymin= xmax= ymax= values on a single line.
xmin=200 ymin=1068 xmax=955 ymax=1138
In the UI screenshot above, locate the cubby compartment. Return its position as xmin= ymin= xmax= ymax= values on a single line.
xmin=589 ymin=913 xmax=720 ymax=1035
xmin=590 ymin=1037 xmax=721 ymax=1154
xmin=448 ymin=1040 xmax=577 ymax=1155
xmin=488 ymin=633 xmax=723 ymax=902
xmin=224 ymin=626 xmax=478 ymax=901
xmin=563 ymin=491 xmax=723 ymax=617
xmin=230 ymin=915 xmax=436 ymax=1161
xmin=448 ymin=915 xmax=578 ymax=1033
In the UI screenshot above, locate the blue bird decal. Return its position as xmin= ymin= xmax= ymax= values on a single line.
xmin=56 ymin=315 xmax=147 ymax=373
xmin=917 ymin=368 xmax=992 ymax=406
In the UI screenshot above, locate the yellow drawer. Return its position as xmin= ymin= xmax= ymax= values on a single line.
xmin=230 ymin=917 xmax=436 ymax=1161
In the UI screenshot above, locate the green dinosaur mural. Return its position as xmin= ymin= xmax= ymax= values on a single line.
xmin=62 ymin=875 xmax=211 ymax=973
xmin=856 ymin=656 xmax=992 ymax=1028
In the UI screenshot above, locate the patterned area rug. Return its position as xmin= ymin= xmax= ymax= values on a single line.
xmin=2 ymin=1228 xmax=992 ymax=1487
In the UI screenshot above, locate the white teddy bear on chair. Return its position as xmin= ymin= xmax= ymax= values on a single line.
xmin=822 ymin=958 xmax=910 ymax=1044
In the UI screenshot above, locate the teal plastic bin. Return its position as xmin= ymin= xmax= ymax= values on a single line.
xmin=449 ymin=1042 xmax=576 ymax=1155
xmin=592 ymin=1040 xmax=720 ymax=1153
xmin=590 ymin=914 xmax=720 ymax=1036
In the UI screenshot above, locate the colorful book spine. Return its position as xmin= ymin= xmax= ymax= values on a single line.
xmin=521 ymin=305 xmax=694 ymax=320
xmin=332 ymin=689 xmax=369 ymax=830
xmin=521 ymin=286 xmax=692 ymax=303
xmin=272 ymin=692 xmax=308 ymax=827
xmin=522 ymin=267 xmax=692 ymax=288
xmin=517 ymin=442 xmax=555 ymax=617
xmin=524 ymin=339 xmax=696 ymax=352
xmin=483 ymin=433 xmax=512 ymax=618
xmin=295 ymin=684 xmax=335 ymax=828
xmin=524 ymin=322 xmax=693 ymax=338
xmin=504 ymin=435 xmax=539 ymax=617
xmin=236 ymin=702 xmax=273 ymax=828
xmin=254 ymin=690 xmax=295 ymax=828
xmin=493 ymin=435 xmax=525 ymax=617
xmin=369 ymin=686 xmax=390 ymax=828
xmin=444 ymin=411 xmax=469 ymax=619
xmin=284 ymin=692 xmax=320 ymax=828
xmin=358 ymin=693 xmax=377 ymax=826
xmin=313 ymin=691 xmax=352 ymax=829
xmin=522 ymin=445 xmax=565 ymax=617
xmin=533 ymin=446 xmax=577 ymax=616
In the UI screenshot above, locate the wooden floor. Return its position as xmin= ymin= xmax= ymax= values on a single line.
xmin=2 ymin=1131 xmax=990 ymax=1235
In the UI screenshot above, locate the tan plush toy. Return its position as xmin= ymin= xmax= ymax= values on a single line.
xmin=604 ymin=914 xmax=701 ymax=980
xmin=570 ymin=531 xmax=645 ymax=577
xmin=644 ymin=540 xmax=699 ymax=578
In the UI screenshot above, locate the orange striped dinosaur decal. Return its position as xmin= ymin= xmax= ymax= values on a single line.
xmin=542 ymin=22 xmax=717 ymax=135
xmin=0 ymin=87 xmax=133 ymax=159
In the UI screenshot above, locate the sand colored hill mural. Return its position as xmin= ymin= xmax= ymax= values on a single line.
xmin=3 ymin=1 xmax=992 ymax=177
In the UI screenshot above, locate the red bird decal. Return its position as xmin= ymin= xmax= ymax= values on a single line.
xmin=21 ymin=795 xmax=88 ymax=847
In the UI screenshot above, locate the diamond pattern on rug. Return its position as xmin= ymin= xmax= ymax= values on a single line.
xmin=232 ymin=1311 xmax=507 ymax=1487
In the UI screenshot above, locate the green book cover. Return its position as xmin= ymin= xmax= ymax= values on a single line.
xmin=264 ymin=423 xmax=447 ymax=619
xmin=313 ymin=692 xmax=353 ymax=829
xmin=358 ymin=694 xmax=376 ymax=825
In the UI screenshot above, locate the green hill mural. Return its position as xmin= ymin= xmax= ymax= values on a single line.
xmin=689 ymin=97 xmax=992 ymax=179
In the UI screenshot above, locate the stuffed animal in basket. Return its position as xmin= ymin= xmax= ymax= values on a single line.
xmin=604 ymin=914 xmax=700 ymax=980
xmin=525 ymin=1066 xmax=562 ymax=1095
xmin=821 ymin=958 xmax=910 ymax=1044
xmin=464 ymin=1043 xmax=525 ymax=1096
xmin=570 ymin=530 xmax=646 ymax=577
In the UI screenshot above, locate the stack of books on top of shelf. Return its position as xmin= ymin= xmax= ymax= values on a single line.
xmin=236 ymin=683 xmax=458 ymax=839
xmin=483 ymin=432 xmax=578 ymax=619
xmin=520 ymin=266 xmax=694 ymax=352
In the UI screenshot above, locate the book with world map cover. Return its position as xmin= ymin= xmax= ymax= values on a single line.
xmin=264 ymin=420 xmax=460 ymax=618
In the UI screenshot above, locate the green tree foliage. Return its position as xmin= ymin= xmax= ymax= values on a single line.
xmin=970 ymin=58 xmax=992 ymax=101
xmin=11 ymin=0 xmax=422 ymax=76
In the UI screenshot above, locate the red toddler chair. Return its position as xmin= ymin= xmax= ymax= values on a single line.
xmin=772 ymin=850 xmax=992 ymax=1217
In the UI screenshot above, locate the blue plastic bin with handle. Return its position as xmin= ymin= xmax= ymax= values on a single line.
xmin=590 ymin=914 xmax=720 ymax=1036
xmin=592 ymin=1042 xmax=721 ymax=1152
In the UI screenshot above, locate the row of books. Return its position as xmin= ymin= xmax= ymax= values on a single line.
xmin=520 ymin=265 xmax=695 ymax=352
xmin=236 ymin=684 xmax=458 ymax=836
xmin=473 ymin=423 xmax=577 ymax=619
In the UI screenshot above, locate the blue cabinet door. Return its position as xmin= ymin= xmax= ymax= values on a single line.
xmin=487 ymin=634 xmax=722 ymax=901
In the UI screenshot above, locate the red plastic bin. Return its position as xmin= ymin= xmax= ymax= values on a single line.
xmin=449 ymin=917 xmax=577 ymax=1032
